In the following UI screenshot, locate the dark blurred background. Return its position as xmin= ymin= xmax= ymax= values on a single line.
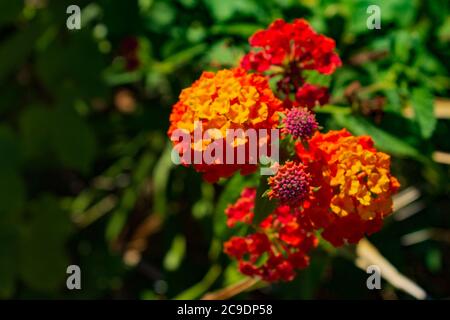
xmin=0 ymin=0 xmax=449 ymax=299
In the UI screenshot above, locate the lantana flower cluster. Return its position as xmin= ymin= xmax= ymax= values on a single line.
xmin=241 ymin=18 xmax=341 ymax=109
xmin=296 ymin=129 xmax=400 ymax=246
xmin=168 ymin=19 xmax=399 ymax=282
xmin=168 ymin=68 xmax=282 ymax=183
xmin=224 ymin=188 xmax=317 ymax=282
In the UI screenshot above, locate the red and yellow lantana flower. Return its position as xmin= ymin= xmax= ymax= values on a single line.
xmin=168 ymin=18 xmax=400 ymax=283
xmin=168 ymin=68 xmax=282 ymax=183
xmin=296 ymin=129 xmax=400 ymax=246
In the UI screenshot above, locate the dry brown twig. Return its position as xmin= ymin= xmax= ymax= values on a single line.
xmin=201 ymin=277 xmax=261 ymax=300
xmin=355 ymin=238 xmax=427 ymax=300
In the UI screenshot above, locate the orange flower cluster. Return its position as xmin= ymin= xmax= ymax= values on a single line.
xmin=296 ymin=129 xmax=400 ymax=246
xmin=224 ymin=130 xmax=400 ymax=281
xmin=167 ymin=18 xmax=400 ymax=282
xmin=168 ymin=68 xmax=282 ymax=182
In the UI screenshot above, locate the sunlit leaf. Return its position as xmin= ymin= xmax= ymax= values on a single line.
xmin=163 ymin=234 xmax=186 ymax=271
xmin=411 ymin=87 xmax=437 ymax=139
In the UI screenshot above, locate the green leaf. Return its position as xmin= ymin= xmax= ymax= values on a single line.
xmin=187 ymin=24 xmax=207 ymax=43
xmin=437 ymin=16 xmax=450 ymax=42
xmin=393 ymin=31 xmax=414 ymax=63
xmin=346 ymin=0 xmax=417 ymax=35
xmin=384 ymin=89 xmax=402 ymax=113
xmin=0 ymin=169 xmax=25 ymax=216
xmin=0 ymin=27 xmax=39 ymax=82
xmin=156 ymin=43 xmax=207 ymax=74
xmin=51 ymin=108 xmax=96 ymax=174
xmin=426 ymin=248 xmax=442 ymax=273
xmin=316 ymin=104 xmax=352 ymax=115
xmin=105 ymin=209 xmax=127 ymax=242
xmin=143 ymin=1 xmax=176 ymax=31
xmin=19 ymin=106 xmax=54 ymax=162
xmin=210 ymin=23 xmax=262 ymax=38
xmin=0 ymin=225 xmax=19 ymax=298
xmin=383 ymin=0 xmax=418 ymax=27
xmin=0 ymin=1 xmax=22 ymax=27
xmin=20 ymin=106 xmax=96 ymax=172
xmin=0 ymin=85 xmax=20 ymax=116
xmin=0 ymin=125 xmax=21 ymax=171
xmin=163 ymin=234 xmax=186 ymax=271
xmin=153 ymin=143 xmax=174 ymax=217
xmin=223 ymin=262 xmax=246 ymax=286
xmin=173 ymin=264 xmax=221 ymax=300
xmin=102 ymin=0 xmax=139 ymax=36
xmin=252 ymin=176 xmax=277 ymax=225
xmin=19 ymin=195 xmax=72 ymax=293
xmin=204 ymin=0 xmax=260 ymax=22
xmin=204 ymin=40 xmax=244 ymax=68
xmin=35 ymin=31 xmax=106 ymax=100
xmin=303 ymin=70 xmax=331 ymax=87
xmin=192 ymin=183 xmax=214 ymax=219
xmin=411 ymin=87 xmax=437 ymax=139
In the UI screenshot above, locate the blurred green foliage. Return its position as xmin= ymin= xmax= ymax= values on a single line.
xmin=0 ymin=0 xmax=449 ymax=299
